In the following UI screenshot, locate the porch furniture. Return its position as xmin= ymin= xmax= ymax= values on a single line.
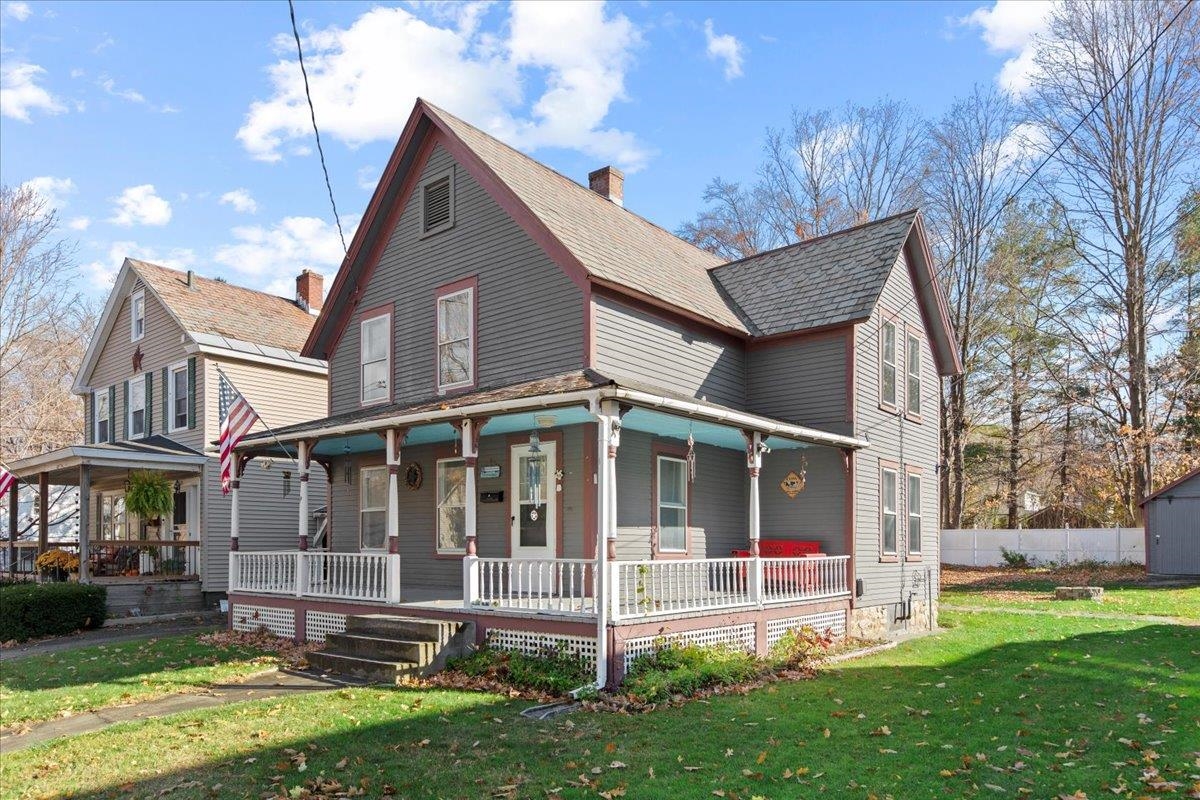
xmin=732 ymin=541 xmax=827 ymax=592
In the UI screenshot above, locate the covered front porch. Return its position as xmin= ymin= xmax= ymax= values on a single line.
xmin=228 ymin=373 xmax=864 ymax=685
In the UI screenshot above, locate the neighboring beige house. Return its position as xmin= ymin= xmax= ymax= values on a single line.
xmin=5 ymin=260 xmax=329 ymax=614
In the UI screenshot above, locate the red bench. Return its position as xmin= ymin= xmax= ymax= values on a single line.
xmin=732 ymin=540 xmax=826 ymax=591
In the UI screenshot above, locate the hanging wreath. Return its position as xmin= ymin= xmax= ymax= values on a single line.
xmin=404 ymin=461 xmax=424 ymax=491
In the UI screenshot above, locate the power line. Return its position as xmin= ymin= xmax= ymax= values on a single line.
xmin=288 ymin=0 xmax=347 ymax=254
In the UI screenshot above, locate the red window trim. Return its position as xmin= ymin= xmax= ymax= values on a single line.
xmin=431 ymin=443 xmax=467 ymax=560
xmin=358 ymin=461 xmax=388 ymax=552
xmin=879 ymin=458 xmax=900 ymax=562
xmin=903 ymin=324 xmax=924 ymax=424
xmin=905 ymin=465 xmax=924 ymax=561
xmin=358 ymin=303 xmax=394 ymax=408
xmin=434 ymin=276 xmax=479 ymax=396
xmin=651 ymin=441 xmax=692 ymax=559
xmin=878 ymin=309 xmax=900 ymax=414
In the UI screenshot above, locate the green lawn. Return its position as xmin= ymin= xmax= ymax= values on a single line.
xmin=942 ymin=584 xmax=1200 ymax=619
xmin=0 ymin=634 xmax=281 ymax=729
xmin=3 ymin=610 xmax=1197 ymax=799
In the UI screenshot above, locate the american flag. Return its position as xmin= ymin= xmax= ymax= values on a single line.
xmin=0 ymin=466 xmax=14 ymax=500
xmin=218 ymin=371 xmax=261 ymax=495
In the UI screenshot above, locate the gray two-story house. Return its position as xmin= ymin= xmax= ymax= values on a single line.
xmin=7 ymin=260 xmax=329 ymax=614
xmin=228 ymin=99 xmax=960 ymax=686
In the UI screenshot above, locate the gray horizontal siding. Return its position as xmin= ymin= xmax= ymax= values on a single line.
xmin=748 ymin=333 xmax=850 ymax=435
xmin=329 ymin=145 xmax=584 ymax=415
xmin=759 ymin=445 xmax=845 ymax=553
xmin=593 ymin=296 xmax=746 ymax=407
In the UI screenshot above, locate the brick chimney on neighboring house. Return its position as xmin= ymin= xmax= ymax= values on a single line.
xmin=588 ymin=166 xmax=624 ymax=207
xmin=296 ymin=269 xmax=324 ymax=314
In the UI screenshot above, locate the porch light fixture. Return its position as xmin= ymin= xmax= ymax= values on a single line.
xmin=534 ymin=414 xmax=556 ymax=428
xmin=173 ymin=480 xmax=181 ymax=493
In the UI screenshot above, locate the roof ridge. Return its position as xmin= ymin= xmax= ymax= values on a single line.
xmin=420 ymin=100 xmax=723 ymax=267
xmin=710 ymin=208 xmax=920 ymax=272
xmin=129 ymin=258 xmax=301 ymax=308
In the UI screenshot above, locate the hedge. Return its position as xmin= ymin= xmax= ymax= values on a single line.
xmin=0 ymin=583 xmax=108 ymax=642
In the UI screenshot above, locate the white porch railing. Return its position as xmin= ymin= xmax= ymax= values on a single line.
xmin=467 ymin=557 xmax=597 ymax=615
xmin=760 ymin=555 xmax=851 ymax=605
xmin=230 ymin=551 xmax=297 ymax=595
xmin=230 ymin=551 xmax=394 ymax=603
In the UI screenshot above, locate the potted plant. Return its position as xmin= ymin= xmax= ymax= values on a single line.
xmin=125 ymin=471 xmax=173 ymax=572
xmin=35 ymin=548 xmax=80 ymax=582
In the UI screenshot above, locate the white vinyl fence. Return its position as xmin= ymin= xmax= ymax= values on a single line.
xmin=941 ymin=528 xmax=1144 ymax=567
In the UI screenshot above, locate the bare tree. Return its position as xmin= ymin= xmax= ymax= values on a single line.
xmin=922 ymin=85 xmax=1025 ymax=529
xmin=1027 ymin=0 xmax=1200 ymax=520
xmin=0 ymin=184 xmax=91 ymax=461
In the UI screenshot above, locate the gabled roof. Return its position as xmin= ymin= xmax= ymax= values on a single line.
xmin=1141 ymin=466 xmax=1200 ymax=506
xmin=74 ymin=259 xmax=325 ymax=392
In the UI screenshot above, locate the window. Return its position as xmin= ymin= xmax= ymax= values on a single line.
xmin=906 ymin=333 xmax=921 ymax=416
xmin=169 ymin=363 xmax=189 ymax=431
xmin=131 ymin=291 xmax=145 ymax=342
xmin=436 ymin=458 xmax=467 ymax=554
xmin=421 ymin=172 xmax=454 ymax=235
xmin=881 ymin=467 xmax=898 ymax=555
xmin=359 ymin=466 xmax=388 ymax=550
xmin=128 ymin=379 xmax=146 ymax=439
xmin=881 ymin=320 xmax=897 ymax=408
xmin=907 ymin=473 xmax=922 ymax=556
xmin=437 ymin=286 xmax=474 ymax=391
xmin=656 ymin=456 xmax=688 ymax=553
xmin=360 ymin=313 xmax=390 ymax=404
xmin=95 ymin=389 xmax=110 ymax=443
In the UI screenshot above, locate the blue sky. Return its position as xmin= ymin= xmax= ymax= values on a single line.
xmin=0 ymin=0 xmax=1044 ymax=300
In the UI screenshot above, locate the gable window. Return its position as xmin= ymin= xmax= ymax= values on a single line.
xmin=421 ymin=171 xmax=454 ymax=236
xmin=881 ymin=466 xmax=898 ymax=555
xmin=656 ymin=456 xmax=688 ymax=553
xmin=906 ymin=332 xmax=921 ymax=417
xmin=436 ymin=458 xmax=467 ymax=554
xmin=359 ymin=466 xmax=388 ymax=550
xmin=169 ymin=362 xmax=189 ymax=431
xmin=131 ymin=290 xmax=145 ymax=342
xmin=128 ymin=378 xmax=146 ymax=439
xmin=360 ymin=312 xmax=391 ymax=404
xmin=881 ymin=320 xmax=897 ymax=408
xmin=437 ymin=284 xmax=474 ymax=392
xmin=95 ymin=389 xmax=110 ymax=443
xmin=907 ymin=472 xmax=922 ymax=556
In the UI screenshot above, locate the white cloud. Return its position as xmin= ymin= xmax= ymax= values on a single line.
xmin=960 ymin=1 xmax=1054 ymax=95
xmin=219 ymin=188 xmax=258 ymax=214
xmin=67 ymin=216 xmax=91 ymax=231
xmin=21 ymin=176 xmax=76 ymax=210
xmin=703 ymin=19 xmax=744 ymax=80
xmin=356 ymin=165 xmax=379 ymax=190
xmin=4 ymin=2 xmax=32 ymax=21
xmin=84 ymin=241 xmax=196 ymax=287
xmin=213 ymin=216 xmax=351 ymax=295
xmin=1 ymin=61 xmax=67 ymax=122
xmin=238 ymin=1 xmax=650 ymax=171
xmin=109 ymin=184 xmax=173 ymax=227
xmin=98 ymin=75 xmax=146 ymax=104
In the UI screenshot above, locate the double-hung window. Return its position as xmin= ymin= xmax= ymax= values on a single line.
xmin=881 ymin=466 xmax=898 ymax=555
xmin=437 ymin=286 xmax=474 ymax=392
xmin=131 ymin=291 xmax=145 ymax=342
xmin=360 ymin=313 xmax=390 ymax=404
xmin=436 ymin=458 xmax=467 ymax=554
xmin=95 ymin=389 xmax=110 ymax=443
xmin=169 ymin=363 xmax=189 ymax=430
xmin=128 ymin=379 xmax=146 ymax=439
xmin=907 ymin=473 xmax=922 ymax=556
xmin=906 ymin=332 xmax=921 ymax=417
xmin=359 ymin=466 xmax=388 ymax=550
xmin=656 ymin=456 xmax=688 ymax=553
xmin=881 ymin=320 xmax=897 ymax=408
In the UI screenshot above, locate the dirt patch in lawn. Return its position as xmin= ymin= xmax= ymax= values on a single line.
xmin=941 ymin=563 xmax=1148 ymax=591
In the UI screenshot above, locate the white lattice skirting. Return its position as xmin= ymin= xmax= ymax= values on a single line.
xmin=765 ymin=610 xmax=847 ymax=648
xmin=306 ymin=611 xmax=348 ymax=643
xmin=487 ymin=629 xmax=598 ymax=670
xmin=623 ymin=623 xmax=757 ymax=671
xmin=231 ymin=604 xmax=296 ymax=639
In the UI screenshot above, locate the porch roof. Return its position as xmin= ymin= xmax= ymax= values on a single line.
xmin=7 ymin=435 xmax=208 ymax=485
xmin=235 ymin=370 xmax=868 ymax=457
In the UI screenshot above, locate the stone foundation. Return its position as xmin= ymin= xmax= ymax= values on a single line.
xmin=849 ymin=598 xmax=939 ymax=639
xmin=848 ymin=605 xmax=889 ymax=639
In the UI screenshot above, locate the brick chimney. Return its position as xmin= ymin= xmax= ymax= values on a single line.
xmin=296 ymin=269 xmax=324 ymax=314
xmin=588 ymin=166 xmax=624 ymax=207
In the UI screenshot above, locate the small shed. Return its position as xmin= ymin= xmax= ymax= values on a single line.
xmin=1143 ymin=467 xmax=1200 ymax=576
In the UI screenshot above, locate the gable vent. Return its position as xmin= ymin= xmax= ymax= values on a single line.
xmin=422 ymin=176 xmax=452 ymax=233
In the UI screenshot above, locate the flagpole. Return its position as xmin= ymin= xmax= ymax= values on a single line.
xmin=215 ymin=365 xmax=299 ymax=466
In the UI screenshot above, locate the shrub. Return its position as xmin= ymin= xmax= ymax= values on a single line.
xmin=0 ymin=582 xmax=107 ymax=642
xmin=768 ymin=625 xmax=833 ymax=671
xmin=623 ymin=642 xmax=762 ymax=705
xmin=448 ymin=644 xmax=591 ymax=695
xmin=1000 ymin=547 xmax=1033 ymax=569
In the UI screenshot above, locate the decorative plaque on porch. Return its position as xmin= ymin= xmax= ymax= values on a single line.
xmin=780 ymin=470 xmax=806 ymax=498
xmin=404 ymin=462 xmax=423 ymax=491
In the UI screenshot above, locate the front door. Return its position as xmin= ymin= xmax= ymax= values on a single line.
xmin=510 ymin=441 xmax=557 ymax=560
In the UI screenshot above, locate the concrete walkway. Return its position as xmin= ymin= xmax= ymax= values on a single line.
xmin=0 ymin=669 xmax=346 ymax=752
xmin=941 ymin=603 xmax=1198 ymax=625
xmin=1 ymin=613 xmax=223 ymax=662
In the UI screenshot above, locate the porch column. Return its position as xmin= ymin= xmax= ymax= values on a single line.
xmin=37 ymin=471 xmax=49 ymax=558
xmin=297 ymin=440 xmax=311 ymax=551
xmin=78 ymin=465 xmax=91 ymax=583
xmin=7 ymin=480 xmax=17 ymax=578
xmin=461 ymin=418 xmax=480 ymax=607
xmin=595 ymin=399 xmax=622 ymax=689
xmin=385 ymin=428 xmax=403 ymax=604
xmin=745 ymin=431 xmax=765 ymax=607
xmin=228 ymin=458 xmax=243 ymax=593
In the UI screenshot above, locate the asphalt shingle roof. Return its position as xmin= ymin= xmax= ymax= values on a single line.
xmin=711 ymin=210 xmax=919 ymax=336
xmin=130 ymin=259 xmax=318 ymax=354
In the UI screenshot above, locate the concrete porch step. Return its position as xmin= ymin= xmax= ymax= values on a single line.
xmin=306 ymin=651 xmax=420 ymax=684
xmin=345 ymin=614 xmax=461 ymax=644
xmin=323 ymin=632 xmax=436 ymax=665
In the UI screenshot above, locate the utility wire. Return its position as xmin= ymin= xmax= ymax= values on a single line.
xmin=288 ymin=0 xmax=347 ymax=254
